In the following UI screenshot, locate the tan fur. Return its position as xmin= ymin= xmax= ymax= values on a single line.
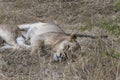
xmin=30 ymin=32 xmax=67 ymax=52
xmin=30 ymin=32 xmax=80 ymax=61
xmin=0 ymin=24 xmax=21 ymax=48
xmin=19 ymin=22 xmax=80 ymax=61
xmin=69 ymin=33 xmax=77 ymax=42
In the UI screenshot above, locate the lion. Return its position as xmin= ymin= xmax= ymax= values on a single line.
xmin=19 ymin=22 xmax=81 ymax=61
xmin=0 ymin=24 xmax=28 ymax=50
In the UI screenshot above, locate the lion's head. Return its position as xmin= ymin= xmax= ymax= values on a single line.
xmin=52 ymin=33 xmax=81 ymax=61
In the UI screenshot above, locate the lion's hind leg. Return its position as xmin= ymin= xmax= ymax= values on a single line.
xmin=0 ymin=44 xmax=13 ymax=51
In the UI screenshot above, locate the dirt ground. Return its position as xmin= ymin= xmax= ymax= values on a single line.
xmin=0 ymin=0 xmax=120 ymax=80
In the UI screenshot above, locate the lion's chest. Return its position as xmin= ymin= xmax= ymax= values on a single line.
xmin=44 ymin=37 xmax=58 ymax=46
xmin=31 ymin=32 xmax=66 ymax=50
xmin=42 ymin=35 xmax=64 ymax=47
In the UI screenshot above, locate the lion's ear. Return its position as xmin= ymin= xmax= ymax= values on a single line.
xmin=69 ymin=33 xmax=77 ymax=42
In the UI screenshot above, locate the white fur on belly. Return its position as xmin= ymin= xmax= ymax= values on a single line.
xmin=18 ymin=22 xmax=64 ymax=39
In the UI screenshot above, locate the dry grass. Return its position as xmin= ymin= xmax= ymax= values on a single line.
xmin=0 ymin=0 xmax=120 ymax=80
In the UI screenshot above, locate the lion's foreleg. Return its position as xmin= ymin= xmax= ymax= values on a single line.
xmin=30 ymin=39 xmax=44 ymax=55
xmin=16 ymin=36 xmax=30 ymax=49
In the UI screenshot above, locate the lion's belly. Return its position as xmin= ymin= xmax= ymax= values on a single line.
xmin=26 ymin=22 xmax=64 ymax=38
xmin=35 ymin=24 xmax=64 ymax=35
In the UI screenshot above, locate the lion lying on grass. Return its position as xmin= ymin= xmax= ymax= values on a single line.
xmin=0 ymin=22 xmax=81 ymax=61
xmin=18 ymin=22 xmax=81 ymax=61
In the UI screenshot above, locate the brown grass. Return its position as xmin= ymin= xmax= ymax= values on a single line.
xmin=0 ymin=0 xmax=120 ymax=80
